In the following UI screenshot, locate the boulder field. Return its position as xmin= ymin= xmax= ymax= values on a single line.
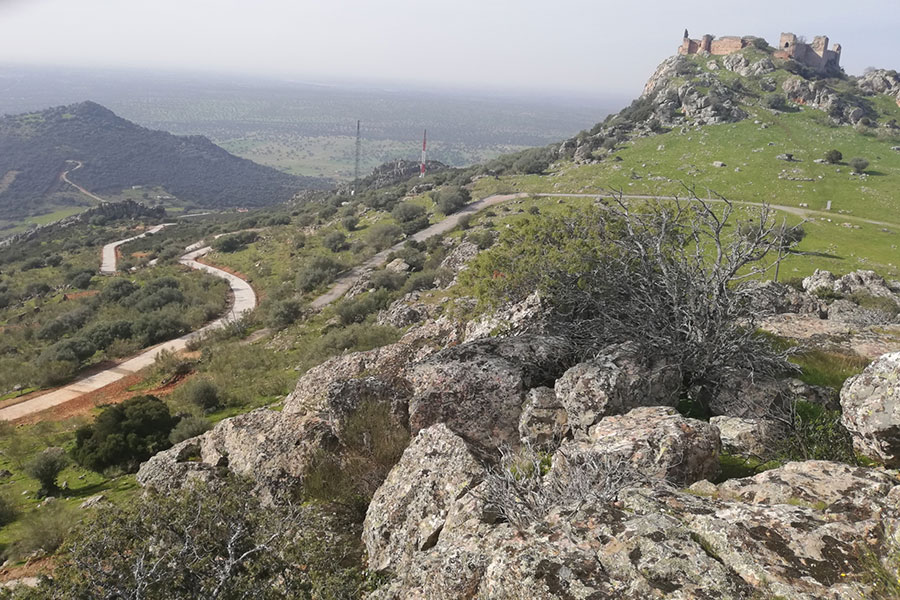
xmin=136 ymin=268 xmax=900 ymax=599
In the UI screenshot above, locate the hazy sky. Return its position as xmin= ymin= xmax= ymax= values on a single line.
xmin=1 ymin=0 xmax=898 ymax=97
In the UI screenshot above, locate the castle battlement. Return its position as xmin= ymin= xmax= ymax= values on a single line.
xmin=678 ymin=30 xmax=841 ymax=74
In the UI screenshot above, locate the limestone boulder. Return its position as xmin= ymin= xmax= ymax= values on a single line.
xmin=375 ymin=292 xmax=441 ymax=328
xmin=517 ymin=386 xmax=568 ymax=447
xmin=554 ymin=342 xmax=681 ymax=434
xmin=710 ymin=416 xmax=788 ymax=459
xmin=407 ymin=335 xmax=572 ymax=450
xmin=840 ymin=351 xmax=900 ymax=465
xmin=363 ymin=424 xmax=484 ymax=573
xmin=550 ymin=406 xmax=721 ymax=488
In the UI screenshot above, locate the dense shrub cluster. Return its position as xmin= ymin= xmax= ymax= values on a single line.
xmin=73 ymin=395 xmax=178 ymax=473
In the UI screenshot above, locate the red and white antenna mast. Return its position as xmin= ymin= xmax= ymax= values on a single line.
xmin=419 ymin=129 xmax=427 ymax=178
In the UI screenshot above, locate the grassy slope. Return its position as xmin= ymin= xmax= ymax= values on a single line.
xmin=469 ymin=59 xmax=900 ymax=280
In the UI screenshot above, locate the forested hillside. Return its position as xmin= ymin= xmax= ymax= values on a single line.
xmin=0 ymin=101 xmax=331 ymax=221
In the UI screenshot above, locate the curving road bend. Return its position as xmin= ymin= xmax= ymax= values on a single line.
xmin=0 ymin=241 xmax=257 ymax=421
xmin=100 ymin=223 xmax=175 ymax=274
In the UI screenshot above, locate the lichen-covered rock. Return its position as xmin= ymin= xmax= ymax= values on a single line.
xmin=828 ymin=298 xmax=895 ymax=326
xmin=363 ymin=424 xmax=484 ymax=573
xmin=434 ymin=241 xmax=479 ymax=288
xmin=551 ymin=407 xmax=720 ymax=487
xmin=553 ymin=342 xmax=681 ymax=435
xmin=710 ymin=416 xmax=788 ymax=459
xmin=375 ymin=292 xmax=441 ymax=328
xmin=322 ymin=376 xmax=410 ymax=442
xmin=802 ymin=269 xmax=837 ymax=295
xmin=137 ymin=410 xmax=339 ymax=505
xmin=283 ymin=317 xmax=462 ymax=415
xmin=463 ymin=291 xmax=547 ymax=341
xmin=716 ymin=460 xmax=897 ymax=512
xmin=518 ymin=387 xmax=567 ymax=446
xmin=407 ymin=335 xmax=572 ymax=450
xmin=708 ymin=373 xmax=792 ymax=418
xmin=746 ymin=280 xmax=824 ymax=316
xmin=840 ymin=351 xmax=900 ymax=465
xmin=136 ymin=439 xmax=218 ymax=493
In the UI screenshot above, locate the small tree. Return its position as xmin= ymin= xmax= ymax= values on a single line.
xmin=73 ymin=395 xmax=178 ymax=473
xmin=824 ymin=149 xmax=843 ymax=164
xmin=434 ymin=187 xmax=470 ymax=215
xmin=341 ymin=215 xmax=359 ymax=231
xmin=322 ymin=231 xmax=347 ymax=253
xmin=25 ymin=447 xmax=69 ymax=497
xmin=849 ymin=157 xmax=870 ymax=173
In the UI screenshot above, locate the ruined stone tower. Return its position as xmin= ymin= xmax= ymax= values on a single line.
xmin=678 ymin=31 xmax=842 ymax=74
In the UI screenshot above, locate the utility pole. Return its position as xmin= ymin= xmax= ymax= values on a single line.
xmin=419 ymin=129 xmax=427 ymax=178
xmin=352 ymin=120 xmax=361 ymax=195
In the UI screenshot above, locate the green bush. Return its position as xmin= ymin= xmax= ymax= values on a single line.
xmin=458 ymin=214 xmax=473 ymax=230
xmin=100 ymin=278 xmax=137 ymax=303
xmin=296 ymin=256 xmax=344 ymax=293
xmin=169 ymin=416 xmax=212 ymax=444
xmin=73 ymin=395 xmax=178 ymax=473
xmin=824 ymin=149 xmax=843 ymax=164
xmin=763 ymin=94 xmax=788 ymax=111
xmin=25 ymin=447 xmax=69 ymax=497
xmin=365 ymin=223 xmax=403 ymax=251
xmin=342 ymin=215 xmax=359 ymax=231
xmin=322 ymin=231 xmax=347 ymax=253
xmin=849 ymin=157 xmax=870 ymax=173
xmin=434 ymin=186 xmax=470 ymax=214
xmin=466 ymin=230 xmax=496 ymax=250
xmin=0 ymin=492 xmax=17 ymax=527
xmin=335 ymin=289 xmax=393 ymax=325
xmin=778 ymin=402 xmax=858 ymax=463
xmin=179 ymin=378 xmax=222 ymax=412
xmin=267 ymin=298 xmax=304 ymax=330
xmin=369 ymin=270 xmax=407 ymax=291
xmin=391 ymin=202 xmax=426 ymax=224
xmin=212 ymin=231 xmax=258 ymax=253
xmin=5 ymin=501 xmax=73 ymax=561
xmin=40 ymin=478 xmax=379 ymax=600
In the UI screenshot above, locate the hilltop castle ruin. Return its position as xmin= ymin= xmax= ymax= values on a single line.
xmin=678 ymin=31 xmax=841 ymax=74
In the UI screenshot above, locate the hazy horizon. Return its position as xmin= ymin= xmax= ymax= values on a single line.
xmin=2 ymin=0 xmax=899 ymax=98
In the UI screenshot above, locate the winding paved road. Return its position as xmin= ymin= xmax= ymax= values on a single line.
xmin=5 ymin=188 xmax=894 ymax=421
xmin=61 ymin=160 xmax=105 ymax=203
xmin=0 ymin=239 xmax=257 ymax=421
xmin=100 ymin=223 xmax=175 ymax=274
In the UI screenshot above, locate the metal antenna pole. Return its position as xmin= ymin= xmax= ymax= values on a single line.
xmin=352 ymin=120 xmax=361 ymax=195
xmin=419 ymin=129 xmax=427 ymax=178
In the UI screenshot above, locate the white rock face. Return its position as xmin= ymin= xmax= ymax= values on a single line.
xmin=840 ymin=352 xmax=900 ymax=465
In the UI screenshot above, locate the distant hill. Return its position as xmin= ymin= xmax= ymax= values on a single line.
xmin=0 ymin=101 xmax=331 ymax=220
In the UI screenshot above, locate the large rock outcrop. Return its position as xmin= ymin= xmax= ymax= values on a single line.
xmin=840 ymin=351 xmax=900 ymax=465
xmin=553 ymin=342 xmax=681 ymax=435
xmin=363 ymin=424 xmax=484 ymax=573
xmin=406 ymin=335 xmax=572 ymax=451
xmin=366 ymin=459 xmax=900 ymax=599
xmin=550 ymin=407 xmax=721 ymax=487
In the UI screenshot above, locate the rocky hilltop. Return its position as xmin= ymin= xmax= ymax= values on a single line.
xmin=561 ymin=42 xmax=900 ymax=163
xmin=137 ymin=216 xmax=900 ymax=599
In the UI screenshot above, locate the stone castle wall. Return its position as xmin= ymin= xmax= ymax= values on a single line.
xmin=679 ymin=31 xmax=841 ymax=74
